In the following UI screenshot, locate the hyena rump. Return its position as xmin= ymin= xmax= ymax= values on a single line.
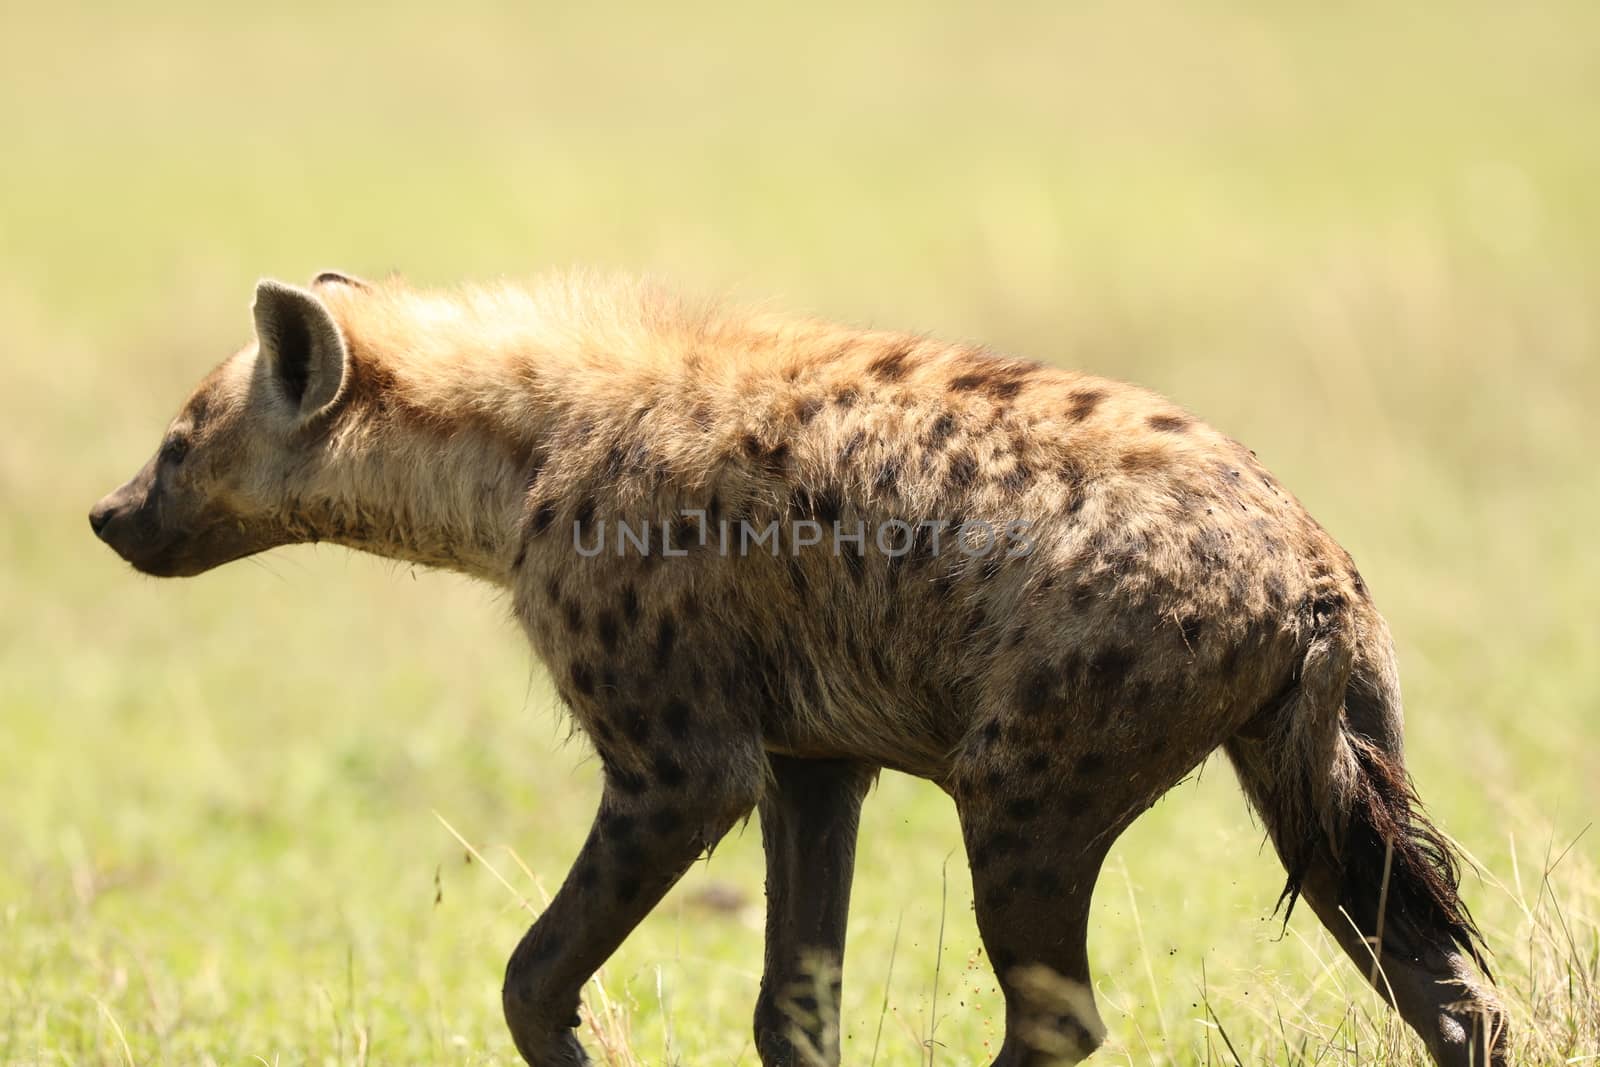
xmin=91 ymin=272 xmax=1506 ymax=1066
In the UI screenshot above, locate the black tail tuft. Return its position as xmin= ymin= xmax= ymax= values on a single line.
xmin=1277 ymin=731 xmax=1490 ymax=977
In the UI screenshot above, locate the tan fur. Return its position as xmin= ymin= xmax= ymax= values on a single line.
xmin=89 ymin=272 xmax=1505 ymax=1067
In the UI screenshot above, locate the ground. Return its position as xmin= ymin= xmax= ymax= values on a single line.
xmin=1 ymin=1 xmax=1597 ymax=1063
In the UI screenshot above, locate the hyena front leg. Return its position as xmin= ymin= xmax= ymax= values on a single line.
xmin=502 ymin=745 xmax=764 ymax=1065
xmin=754 ymin=755 xmax=876 ymax=1067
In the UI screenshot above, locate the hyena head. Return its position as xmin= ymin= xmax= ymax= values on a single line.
xmin=89 ymin=276 xmax=356 ymax=577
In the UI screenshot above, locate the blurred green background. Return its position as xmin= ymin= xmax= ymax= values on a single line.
xmin=2 ymin=2 xmax=1596 ymax=1064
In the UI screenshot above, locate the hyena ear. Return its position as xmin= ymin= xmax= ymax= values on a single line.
xmin=310 ymin=269 xmax=368 ymax=290
xmin=253 ymin=279 xmax=349 ymax=416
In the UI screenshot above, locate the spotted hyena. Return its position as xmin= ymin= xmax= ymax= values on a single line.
xmin=91 ymin=272 xmax=1505 ymax=1066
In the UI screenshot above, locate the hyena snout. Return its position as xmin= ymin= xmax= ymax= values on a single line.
xmin=87 ymin=497 xmax=117 ymax=538
xmin=90 ymin=462 xmax=270 ymax=578
xmin=90 ymin=461 xmax=165 ymax=566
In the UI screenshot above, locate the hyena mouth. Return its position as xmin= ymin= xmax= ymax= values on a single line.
xmin=98 ymin=514 xmax=277 ymax=579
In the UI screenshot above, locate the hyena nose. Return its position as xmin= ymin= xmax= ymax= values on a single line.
xmin=89 ymin=499 xmax=116 ymax=539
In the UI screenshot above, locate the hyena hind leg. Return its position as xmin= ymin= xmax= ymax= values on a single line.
xmin=950 ymin=752 xmax=1120 ymax=1066
xmin=753 ymin=756 xmax=876 ymax=1067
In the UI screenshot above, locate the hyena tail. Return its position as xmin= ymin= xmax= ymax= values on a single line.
xmin=1226 ymin=606 xmax=1503 ymax=1062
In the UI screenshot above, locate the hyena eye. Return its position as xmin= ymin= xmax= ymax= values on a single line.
xmin=160 ymin=436 xmax=191 ymax=466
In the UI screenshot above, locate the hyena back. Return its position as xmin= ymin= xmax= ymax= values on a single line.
xmin=90 ymin=272 xmax=1505 ymax=1066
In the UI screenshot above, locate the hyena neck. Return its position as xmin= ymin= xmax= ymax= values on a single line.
xmin=302 ymin=275 xmax=752 ymax=585
xmin=299 ymin=420 xmax=533 ymax=585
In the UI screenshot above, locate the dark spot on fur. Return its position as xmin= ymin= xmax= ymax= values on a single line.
xmin=620 ymin=584 xmax=640 ymax=624
xmin=1089 ymin=645 xmax=1137 ymax=687
xmin=833 ymin=386 xmax=859 ymax=408
xmin=653 ymin=618 xmax=677 ymax=672
xmin=1018 ymin=667 xmax=1054 ymax=715
xmin=1000 ymin=462 xmax=1032 ymax=494
xmin=610 ymin=766 xmax=648 ymax=796
xmin=839 ymin=431 xmax=866 ymax=466
xmin=962 ymin=605 xmax=987 ymax=645
xmin=874 ymin=457 xmax=901 ymax=493
xmin=739 ymin=435 xmax=792 ymax=477
xmin=1075 ymin=752 xmax=1106 ymax=776
xmin=989 ymin=830 xmax=1026 ymax=858
xmin=946 ymin=451 xmax=978 ymax=490
xmin=1031 ymin=869 xmax=1063 ymax=895
xmin=1066 ymin=388 xmax=1106 ymax=422
xmin=1059 ymin=457 xmax=1088 ymax=503
xmin=574 ymin=497 xmax=595 ymax=531
xmin=814 ymin=489 xmax=842 ymax=526
xmin=563 ymin=600 xmax=584 ymax=634
xmin=648 ymin=807 xmax=683 ymax=835
xmin=663 ymin=699 xmax=692 ymax=740
xmin=574 ymin=861 xmax=599 ymax=891
xmin=1148 ymin=413 xmax=1191 ymax=433
xmin=530 ymin=501 xmax=557 ymax=536
xmin=926 ymin=413 xmax=957 ymax=449
xmin=1005 ymin=796 xmax=1041 ymax=822
xmin=1179 ymin=615 xmax=1204 ymax=647
xmin=622 ymin=704 xmax=650 ymax=744
xmin=652 ymin=753 xmax=687 ymax=789
xmin=794 ymin=396 xmax=823 ymax=424
xmin=970 ymin=832 xmax=1014 ymax=870
xmin=867 ymin=343 xmax=913 ymax=381
xmin=1120 ymin=445 xmax=1166 ymax=473
xmin=526 ymin=930 xmax=562 ymax=963
xmin=951 ymin=371 xmax=1026 ymax=400
xmin=671 ymin=514 xmax=700 ymax=553
xmin=570 ymin=662 xmax=595 ymax=697
xmin=600 ymin=809 xmax=637 ymax=840
xmin=1023 ymin=752 xmax=1052 ymax=775
xmin=980 ymin=718 xmax=1003 ymax=746
xmin=615 ymin=839 xmax=645 ymax=869
xmin=763 ymin=443 xmax=791 ymax=475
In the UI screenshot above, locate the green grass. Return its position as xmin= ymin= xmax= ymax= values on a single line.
xmin=2 ymin=1 xmax=1597 ymax=1063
